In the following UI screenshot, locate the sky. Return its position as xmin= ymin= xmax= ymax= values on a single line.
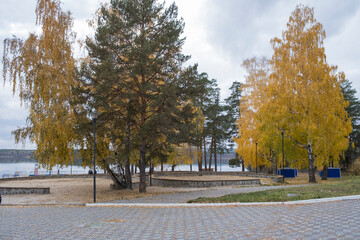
xmin=0 ymin=0 xmax=359 ymax=149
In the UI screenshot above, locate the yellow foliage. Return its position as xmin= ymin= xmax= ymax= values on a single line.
xmin=267 ymin=5 xmax=351 ymax=167
xmin=165 ymin=144 xmax=199 ymax=167
xmin=234 ymin=57 xmax=271 ymax=168
xmin=235 ymin=5 xmax=352 ymax=171
xmin=3 ymin=0 xmax=78 ymax=168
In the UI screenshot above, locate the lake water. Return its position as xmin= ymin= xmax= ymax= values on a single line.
xmin=159 ymin=164 xmax=246 ymax=172
xmin=0 ymin=162 xmax=245 ymax=178
xmin=0 ymin=163 xmax=93 ymax=178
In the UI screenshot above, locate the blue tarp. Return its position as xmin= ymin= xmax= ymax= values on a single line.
xmin=319 ymin=168 xmax=341 ymax=178
xmin=277 ymin=168 xmax=298 ymax=178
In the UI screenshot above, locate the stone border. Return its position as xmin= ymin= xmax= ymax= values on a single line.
xmin=150 ymin=171 xmax=282 ymax=188
xmin=151 ymin=177 xmax=260 ymax=188
xmin=153 ymin=171 xmax=282 ymax=182
xmin=0 ymin=187 xmax=50 ymax=195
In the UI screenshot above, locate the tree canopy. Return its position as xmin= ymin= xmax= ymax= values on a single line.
xmin=3 ymin=0 xmax=78 ymax=168
xmin=235 ymin=5 xmax=352 ymax=182
xmin=84 ymin=0 xmax=196 ymax=192
xmin=340 ymin=79 xmax=360 ymax=168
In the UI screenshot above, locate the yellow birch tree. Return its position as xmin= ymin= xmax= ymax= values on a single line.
xmin=265 ymin=5 xmax=352 ymax=182
xmin=2 ymin=0 xmax=77 ymax=168
xmin=235 ymin=57 xmax=270 ymax=170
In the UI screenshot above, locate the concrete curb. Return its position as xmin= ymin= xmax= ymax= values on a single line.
xmin=85 ymin=195 xmax=360 ymax=208
xmin=0 ymin=203 xmax=85 ymax=207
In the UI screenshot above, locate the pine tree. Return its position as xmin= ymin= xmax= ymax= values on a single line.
xmin=86 ymin=0 xmax=189 ymax=192
xmin=224 ymin=81 xmax=242 ymax=145
xmin=340 ymin=79 xmax=360 ymax=168
xmin=205 ymin=84 xmax=221 ymax=171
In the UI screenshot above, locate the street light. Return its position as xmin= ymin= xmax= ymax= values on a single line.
xmin=255 ymin=141 xmax=258 ymax=174
xmin=282 ymin=131 xmax=285 ymax=183
xmin=90 ymin=110 xmax=99 ymax=203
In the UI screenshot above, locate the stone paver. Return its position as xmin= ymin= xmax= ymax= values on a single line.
xmin=1 ymin=199 xmax=360 ymax=239
xmin=112 ymin=185 xmax=307 ymax=203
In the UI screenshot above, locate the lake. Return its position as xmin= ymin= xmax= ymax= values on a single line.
xmin=0 ymin=162 xmax=245 ymax=178
xmin=0 ymin=163 xmax=93 ymax=178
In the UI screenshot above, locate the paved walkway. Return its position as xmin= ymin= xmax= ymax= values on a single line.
xmin=1 ymin=199 xmax=359 ymax=239
xmin=2 ymin=184 xmax=360 ymax=239
xmin=111 ymin=185 xmax=307 ymax=204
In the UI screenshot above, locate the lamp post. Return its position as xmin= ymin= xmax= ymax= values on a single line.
xmin=90 ymin=110 xmax=99 ymax=203
xmin=282 ymin=131 xmax=285 ymax=183
xmin=255 ymin=141 xmax=258 ymax=174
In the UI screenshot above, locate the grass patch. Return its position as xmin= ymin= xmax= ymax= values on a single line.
xmin=188 ymin=176 xmax=360 ymax=203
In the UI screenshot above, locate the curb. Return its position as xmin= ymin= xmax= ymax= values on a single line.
xmin=0 ymin=203 xmax=85 ymax=207
xmin=85 ymin=195 xmax=360 ymax=208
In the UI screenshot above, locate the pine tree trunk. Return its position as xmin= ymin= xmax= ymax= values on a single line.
xmin=125 ymin=121 xmax=132 ymax=189
xmin=208 ymin=137 xmax=213 ymax=171
xmin=161 ymin=162 xmax=163 ymax=172
xmin=149 ymin=158 xmax=152 ymax=186
xmin=203 ymin=137 xmax=207 ymax=171
xmin=131 ymin=164 xmax=134 ymax=175
xmin=307 ymin=143 xmax=316 ymax=183
xmin=198 ymin=145 xmax=203 ymax=172
xmin=139 ymin=141 xmax=146 ymax=193
xmin=322 ymin=165 xmax=328 ymax=180
xmin=214 ymin=139 xmax=217 ymax=172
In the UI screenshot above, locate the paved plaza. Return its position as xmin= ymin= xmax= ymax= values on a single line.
xmin=1 ymin=198 xmax=360 ymax=239
xmin=1 ymin=184 xmax=359 ymax=239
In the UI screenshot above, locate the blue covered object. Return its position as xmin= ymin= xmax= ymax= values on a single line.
xmin=319 ymin=168 xmax=341 ymax=178
xmin=277 ymin=168 xmax=298 ymax=178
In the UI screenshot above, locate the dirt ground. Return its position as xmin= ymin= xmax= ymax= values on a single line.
xmin=0 ymin=177 xmax=219 ymax=205
xmin=0 ymin=174 xmax=277 ymax=205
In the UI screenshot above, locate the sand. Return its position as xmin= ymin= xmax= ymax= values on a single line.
xmin=0 ymin=177 xmax=208 ymax=205
xmin=0 ymin=174 xmax=268 ymax=205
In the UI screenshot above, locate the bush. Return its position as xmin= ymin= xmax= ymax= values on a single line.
xmin=349 ymin=158 xmax=360 ymax=176
xmin=228 ymin=158 xmax=241 ymax=167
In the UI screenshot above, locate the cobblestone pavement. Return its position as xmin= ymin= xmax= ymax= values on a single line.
xmin=1 ymin=199 xmax=360 ymax=239
xmin=113 ymin=185 xmax=307 ymax=203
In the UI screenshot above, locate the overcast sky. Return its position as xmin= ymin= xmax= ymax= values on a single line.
xmin=0 ymin=0 xmax=359 ymax=149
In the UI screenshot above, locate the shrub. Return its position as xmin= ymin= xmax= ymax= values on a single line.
xmin=349 ymin=158 xmax=360 ymax=176
xmin=228 ymin=158 xmax=241 ymax=167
